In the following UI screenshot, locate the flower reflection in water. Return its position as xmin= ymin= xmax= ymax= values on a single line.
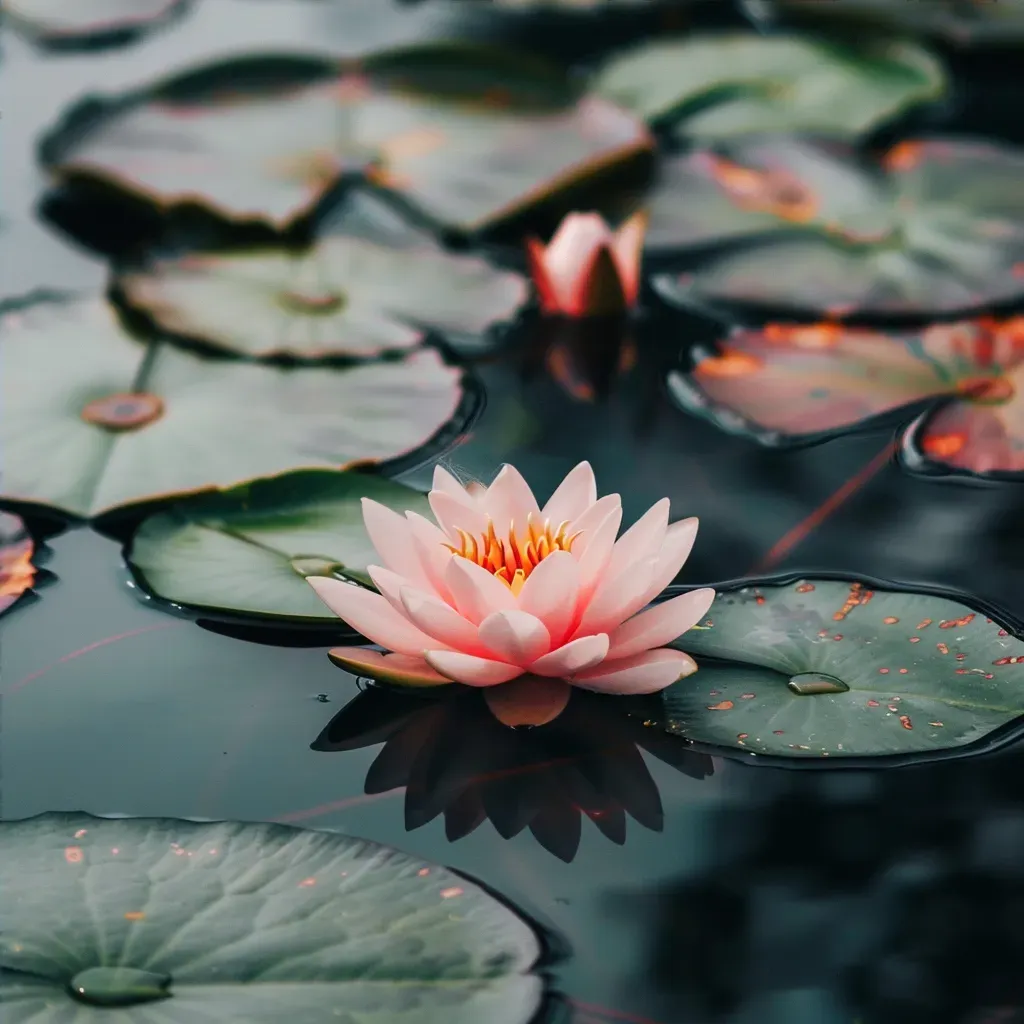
xmin=312 ymin=676 xmax=713 ymax=862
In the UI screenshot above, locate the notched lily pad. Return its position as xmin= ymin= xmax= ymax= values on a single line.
xmin=40 ymin=45 xmax=651 ymax=234
xmin=2 ymin=0 xmax=188 ymax=48
xmin=594 ymin=33 xmax=944 ymax=141
xmin=0 ymin=296 xmax=467 ymax=519
xmin=0 ymin=812 xmax=545 ymax=1023
xmin=0 ymin=513 xmax=38 ymax=617
xmin=667 ymin=316 xmax=1024 ymax=478
xmin=117 ymin=192 xmax=529 ymax=359
xmin=128 ymin=470 xmax=430 ymax=623
xmin=659 ymin=578 xmax=1024 ymax=760
xmin=649 ymin=136 xmax=1024 ymax=318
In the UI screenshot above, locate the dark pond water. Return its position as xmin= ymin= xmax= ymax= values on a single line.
xmin=5 ymin=2 xmax=1024 ymax=1023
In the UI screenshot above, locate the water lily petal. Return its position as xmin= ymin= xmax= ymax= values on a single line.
xmin=405 ymin=511 xmax=456 ymax=603
xmin=568 ymin=492 xmax=621 ymax=547
xmin=428 ymin=488 xmax=490 ymax=543
xmin=424 ymin=649 xmax=524 ymax=687
xmin=529 ymin=633 xmax=610 ymax=678
xmin=432 ymin=464 xmax=476 ymax=505
xmin=610 ymin=210 xmax=647 ymax=305
xmin=516 ymin=549 xmax=580 ymax=647
xmin=307 ymin=577 xmax=441 ymax=656
xmin=484 ymin=676 xmax=571 ymax=726
xmin=480 ymin=464 xmax=540 ymax=533
xmin=605 ymin=497 xmax=670 ymax=580
xmin=572 ymin=647 xmax=697 ymax=694
xmin=545 ymin=213 xmax=613 ymax=307
xmin=478 ymin=609 xmax=551 ymax=665
xmin=366 ymin=565 xmax=413 ymax=613
xmin=640 ymin=517 xmax=701 ymax=604
xmin=541 ymin=460 xmax=597 ymax=526
xmin=575 ymin=506 xmax=624 ymax=599
xmin=444 ymin=555 xmax=517 ymax=624
xmin=360 ymin=498 xmax=431 ymax=590
xmin=573 ymin=557 xmax=658 ymax=637
xmin=327 ymin=647 xmax=452 ymax=687
xmin=526 ymin=237 xmax=561 ymax=315
xmin=607 ymin=588 xmax=716 ymax=660
xmin=400 ymin=585 xmax=485 ymax=654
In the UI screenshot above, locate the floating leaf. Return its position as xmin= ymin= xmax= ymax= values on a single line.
xmin=0 ymin=296 xmax=467 ymax=519
xmin=314 ymin=678 xmax=713 ymax=861
xmin=129 ymin=470 xmax=430 ymax=622
xmin=0 ymin=513 xmax=37 ymax=617
xmin=1 ymin=0 xmax=187 ymax=47
xmin=0 ymin=812 xmax=545 ymax=1022
xmin=649 ymin=137 xmax=1024 ymax=317
xmin=667 ymin=316 xmax=1024 ymax=478
xmin=594 ymin=33 xmax=944 ymax=141
xmin=118 ymin=194 xmax=528 ymax=359
xmin=41 ymin=45 xmax=651 ymax=234
xmin=659 ymin=578 xmax=1024 ymax=759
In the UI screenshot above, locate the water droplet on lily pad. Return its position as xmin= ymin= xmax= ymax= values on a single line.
xmin=787 ymin=672 xmax=850 ymax=695
xmin=289 ymin=556 xmax=345 ymax=579
xmin=69 ymin=967 xmax=171 ymax=1007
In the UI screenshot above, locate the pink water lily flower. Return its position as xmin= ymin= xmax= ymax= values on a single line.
xmin=526 ymin=211 xmax=646 ymax=318
xmin=311 ymin=462 xmax=714 ymax=694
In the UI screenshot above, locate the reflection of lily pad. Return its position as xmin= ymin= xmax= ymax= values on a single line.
xmin=0 ymin=812 xmax=545 ymax=1022
xmin=129 ymin=470 xmax=430 ymax=622
xmin=0 ymin=513 xmax=37 ymax=617
xmin=659 ymin=578 xmax=1024 ymax=759
xmin=2 ymin=0 xmax=187 ymax=47
xmin=649 ymin=137 xmax=1024 ymax=317
xmin=41 ymin=45 xmax=651 ymax=233
xmin=667 ymin=316 xmax=1024 ymax=478
xmin=594 ymin=33 xmax=943 ymax=141
xmin=0 ymin=296 xmax=466 ymax=519
xmin=118 ymin=194 xmax=529 ymax=359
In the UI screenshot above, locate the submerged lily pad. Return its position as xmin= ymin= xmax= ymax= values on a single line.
xmin=0 ymin=296 xmax=467 ymax=519
xmin=667 ymin=316 xmax=1024 ymax=477
xmin=1 ymin=0 xmax=187 ymax=47
xmin=0 ymin=812 xmax=544 ymax=1022
xmin=0 ymin=513 xmax=38 ymax=617
xmin=129 ymin=470 xmax=430 ymax=622
xmin=659 ymin=578 xmax=1024 ymax=759
xmin=118 ymin=193 xmax=529 ymax=359
xmin=41 ymin=45 xmax=651 ymax=234
xmin=649 ymin=136 xmax=1024 ymax=317
xmin=594 ymin=33 xmax=944 ymax=141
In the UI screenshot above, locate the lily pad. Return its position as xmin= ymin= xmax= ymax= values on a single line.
xmin=117 ymin=193 xmax=529 ymax=359
xmin=594 ymin=33 xmax=944 ymax=141
xmin=40 ymin=45 xmax=651 ymax=234
xmin=0 ymin=513 xmax=37 ymax=617
xmin=1 ymin=0 xmax=188 ymax=47
xmin=0 ymin=296 xmax=467 ymax=519
xmin=128 ymin=470 xmax=430 ymax=622
xmin=667 ymin=316 xmax=1024 ymax=478
xmin=659 ymin=578 xmax=1024 ymax=760
xmin=0 ymin=812 xmax=545 ymax=1022
xmin=649 ymin=136 xmax=1024 ymax=318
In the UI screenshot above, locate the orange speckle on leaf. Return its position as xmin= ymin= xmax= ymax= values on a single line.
xmin=64 ymin=847 xmax=83 ymax=864
xmin=883 ymin=616 xmax=899 ymax=624
xmin=440 ymin=887 xmax=464 ymax=899
xmin=707 ymin=700 xmax=734 ymax=710
xmin=696 ymin=348 xmax=762 ymax=378
xmin=124 ymin=912 xmax=145 ymax=922
xmin=884 ymin=141 xmax=924 ymax=172
xmin=702 ymin=154 xmax=818 ymax=223
xmin=922 ymin=432 xmax=966 ymax=458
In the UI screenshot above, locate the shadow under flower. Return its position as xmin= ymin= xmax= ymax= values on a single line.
xmin=312 ymin=676 xmax=713 ymax=862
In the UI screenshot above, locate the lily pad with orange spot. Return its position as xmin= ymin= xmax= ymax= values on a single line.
xmin=128 ymin=470 xmax=431 ymax=623
xmin=40 ymin=44 xmax=652 ymax=235
xmin=0 ymin=513 xmax=38 ymax=618
xmin=2 ymin=0 xmax=188 ymax=48
xmin=667 ymin=316 xmax=1024 ymax=478
xmin=594 ymin=33 xmax=944 ymax=142
xmin=117 ymin=191 xmax=529 ymax=359
xmin=649 ymin=136 xmax=1024 ymax=318
xmin=0 ymin=295 xmax=469 ymax=519
xmin=659 ymin=578 xmax=1024 ymax=761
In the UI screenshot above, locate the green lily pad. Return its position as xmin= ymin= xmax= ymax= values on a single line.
xmin=0 ymin=296 xmax=467 ymax=519
xmin=593 ymin=33 xmax=944 ymax=141
xmin=1 ymin=0 xmax=187 ymax=47
xmin=659 ymin=578 xmax=1024 ymax=760
xmin=40 ymin=44 xmax=651 ymax=234
xmin=0 ymin=812 xmax=545 ymax=1022
xmin=117 ymin=192 xmax=529 ymax=359
xmin=128 ymin=470 xmax=430 ymax=622
xmin=649 ymin=136 xmax=1024 ymax=317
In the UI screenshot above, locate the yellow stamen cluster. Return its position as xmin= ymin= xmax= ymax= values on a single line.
xmin=447 ymin=515 xmax=579 ymax=596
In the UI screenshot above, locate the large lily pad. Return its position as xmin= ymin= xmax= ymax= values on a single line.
xmin=0 ymin=513 xmax=38 ymax=618
xmin=667 ymin=316 xmax=1024 ymax=478
xmin=117 ymin=193 xmax=529 ymax=359
xmin=659 ymin=578 xmax=1024 ymax=760
xmin=129 ymin=470 xmax=430 ymax=622
xmin=1 ymin=0 xmax=188 ymax=47
xmin=40 ymin=45 xmax=651 ymax=234
xmin=649 ymin=136 xmax=1024 ymax=318
xmin=0 ymin=296 xmax=467 ymax=519
xmin=0 ymin=812 xmax=544 ymax=1022
xmin=594 ymin=33 xmax=944 ymax=141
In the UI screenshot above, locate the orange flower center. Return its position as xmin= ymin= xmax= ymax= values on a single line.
xmin=446 ymin=516 xmax=579 ymax=596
